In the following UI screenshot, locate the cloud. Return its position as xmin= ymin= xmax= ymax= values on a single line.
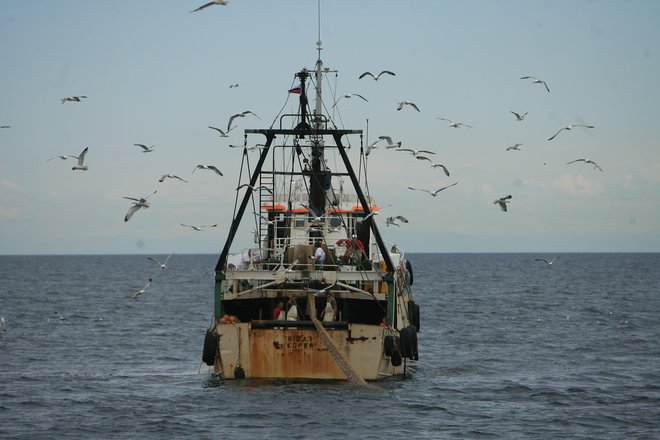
xmin=0 ymin=179 xmax=21 ymax=192
xmin=553 ymin=174 xmax=603 ymax=198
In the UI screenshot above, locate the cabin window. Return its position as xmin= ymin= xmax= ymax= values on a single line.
xmin=294 ymin=214 xmax=306 ymax=228
xmin=328 ymin=214 xmax=342 ymax=228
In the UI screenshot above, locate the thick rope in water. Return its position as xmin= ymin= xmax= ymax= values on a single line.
xmin=307 ymin=292 xmax=367 ymax=386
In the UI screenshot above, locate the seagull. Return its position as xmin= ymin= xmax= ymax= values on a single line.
xmin=180 ymin=223 xmax=218 ymax=231
xmin=0 ymin=317 xmax=5 ymax=331
xmin=362 ymin=204 xmax=391 ymax=221
xmin=535 ymin=257 xmax=559 ymax=266
xmin=190 ymin=0 xmax=228 ymax=13
xmin=567 ymin=159 xmax=604 ymax=172
xmin=47 ymin=154 xmax=76 ymax=162
xmin=396 ymin=148 xmax=436 ymax=157
xmin=378 ymin=136 xmax=402 ymax=149
xmin=208 ymin=125 xmax=232 ymax=137
xmin=123 ymin=190 xmax=156 ymax=222
xmin=71 ymin=147 xmax=89 ymax=171
xmin=0 ymin=125 xmax=11 ymax=129
xmin=237 ymin=183 xmax=272 ymax=193
xmin=437 ymin=118 xmax=473 ymax=128
xmin=416 ymin=156 xmax=450 ymax=176
xmin=547 ymin=124 xmax=595 ymax=141
xmin=228 ymin=143 xmax=266 ymax=152
xmin=396 ymin=101 xmax=420 ymax=112
xmin=408 ymin=182 xmax=458 ymax=197
xmin=53 ymin=311 xmax=66 ymax=321
xmin=193 ymin=165 xmax=223 ymax=176
xmin=226 ymin=110 xmax=260 ymax=132
xmin=134 ymin=143 xmax=155 ymax=153
xmin=254 ymin=212 xmax=274 ymax=225
xmin=359 ymin=70 xmax=395 ymax=81
xmin=229 ymin=83 xmax=240 ymax=88
xmin=332 ymin=93 xmax=368 ymax=108
xmin=364 ymin=139 xmax=381 ymax=157
xmin=385 ymin=215 xmax=409 ymax=227
xmin=520 ymin=76 xmax=550 ymax=92
xmin=158 ymin=174 xmax=189 ymax=183
xmin=148 ymin=253 xmax=173 ymax=269
xmin=132 ymin=278 xmax=152 ymax=299
xmin=494 ymin=195 xmax=512 ymax=212
xmin=506 ymin=143 xmax=523 ymax=151
xmin=61 ymin=95 xmax=87 ymax=104
xmin=511 ymin=111 xmax=528 ymax=121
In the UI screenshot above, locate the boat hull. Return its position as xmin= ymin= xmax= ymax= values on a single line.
xmin=212 ymin=322 xmax=404 ymax=381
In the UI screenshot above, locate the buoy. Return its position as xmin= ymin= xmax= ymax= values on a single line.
xmin=384 ymin=335 xmax=394 ymax=356
xmin=202 ymin=329 xmax=218 ymax=366
xmin=234 ymin=365 xmax=245 ymax=379
xmin=391 ymin=336 xmax=402 ymax=367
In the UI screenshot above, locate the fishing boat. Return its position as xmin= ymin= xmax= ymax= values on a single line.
xmin=202 ymin=42 xmax=420 ymax=383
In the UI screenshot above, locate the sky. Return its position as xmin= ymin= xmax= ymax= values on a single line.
xmin=1 ymin=0 xmax=659 ymax=255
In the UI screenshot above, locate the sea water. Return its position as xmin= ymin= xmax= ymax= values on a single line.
xmin=0 ymin=253 xmax=659 ymax=439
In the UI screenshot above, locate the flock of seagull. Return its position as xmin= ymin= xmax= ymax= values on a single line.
xmin=39 ymin=94 xmax=266 ymax=297
xmin=335 ymin=70 xmax=600 ymax=218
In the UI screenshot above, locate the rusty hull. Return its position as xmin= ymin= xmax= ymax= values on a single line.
xmin=214 ymin=323 xmax=403 ymax=381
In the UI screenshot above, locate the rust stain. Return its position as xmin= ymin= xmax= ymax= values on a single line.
xmin=250 ymin=328 xmax=345 ymax=379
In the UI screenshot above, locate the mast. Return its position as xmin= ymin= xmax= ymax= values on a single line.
xmin=307 ymin=40 xmax=327 ymax=217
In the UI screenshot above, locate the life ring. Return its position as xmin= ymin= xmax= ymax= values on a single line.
xmin=202 ymin=329 xmax=218 ymax=366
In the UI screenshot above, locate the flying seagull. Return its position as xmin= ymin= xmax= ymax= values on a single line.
xmin=397 ymin=148 xmax=436 ymax=157
xmin=229 ymin=83 xmax=240 ymax=88
xmin=332 ymin=93 xmax=368 ymax=108
xmin=132 ymin=278 xmax=152 ymax=299
xmin=397 ymin=101 xmax=420 ymax=112
xmin=148 ymin=253 xmax=173 ymax=270
xmin=190 ymin=0 xmax=228 ymax=13
xmin=72 ymin=147 xmax=89 ymax=171
xmin=0 ymin=125 xmax=11 ymax=129
xmin=193 ymin=165 xmax=223 ymax=176
xmin=61 ymin=95 xmax=87 ymax=104
xmin=535 ymin=257 xmax=559 ymax=266
xmin=494 ymin=195 xmax=512 ymax=212
xmin=437 ymin=118 xmax=473 ymax=128
xmin=385 ymin=215 xmax=409 ymax=227
xmin=134 ymin=143 xmax=155 ymax=153
xmin=237 ymin=183 xmax=272 ymax=193
xmin=408 ymin=182 xmax=458 ymax=197
xmin=567 ymin=159 xmax=604 ymax=172
xmin=226 ymin=110 xmax=260 ymax=132
xmin=511 ymin=111 xmax=528 ymax=121
xmin=416 ymin=156 xmax=450 ymax=176
xmin=123 ymin=190 xmax=156 ymax=222
xmin=208 ymin=125 xmax=232 ymax=137
xmin=506 ymin=143 xmax=523 ymax=151
xmin=364 ymin=139 xmax=381 ymax=157
xmin=47 ymin=154 xmax=75 ymax=162
xmin=548 ymin=124 xmax=595 ymax=141
xmin=180 ymin=223 xmax=218 ymax=231
xmin=520 ymin=76 xmax=550 ymax=92
xmin=378 ymin=136 xmax=402 ymax=149
xmin=254 ymin=212 xmax=274 ymax=225
xmin=158 ymin=174 xmax=189 ymax=183
xmin=359 ymin=70 xmax=395 ymax=81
